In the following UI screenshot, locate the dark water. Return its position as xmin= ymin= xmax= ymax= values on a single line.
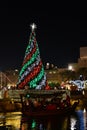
xmin=20 ymin=109 xmax=86 ymax=130
xmin=20 ymin=115 xmax=70 ymax=130
xmin=0 ymin=107 xmax=87 ymax=130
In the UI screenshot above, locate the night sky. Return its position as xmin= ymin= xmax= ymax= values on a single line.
xmin=0 ymin=5 xmax=87 ymax=70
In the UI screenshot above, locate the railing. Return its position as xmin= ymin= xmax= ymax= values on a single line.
xmin=8 ymin=89 xmax=70 ymax=101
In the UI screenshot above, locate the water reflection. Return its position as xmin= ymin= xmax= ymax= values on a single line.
xmin=83 ymin=108 xmax=86 ymax=129
xmin=20 ymin=109 xmax=87 ymax=130
xmin=0 ymin=112 xmax=22 ymax=129
xmin=0 ymin=109 xmax=87 ymax=130
xmin=70 ymin=115 xmax=77 ymax=130
xmin=69 ymin=108 xmax=87 ymax=130
xmin=20 ymin=115 xmax=70 ymax=130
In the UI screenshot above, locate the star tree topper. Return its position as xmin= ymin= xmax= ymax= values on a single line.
xmin=30 ymin=23 xmax=37 ymax=32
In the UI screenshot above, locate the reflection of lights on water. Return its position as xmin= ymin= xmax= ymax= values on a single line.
xmin=70 ymin=117 xmax=77 ymax=130
xmin=83 ymin=108 xmax=86 ymax=113
xmin=76 ymin=110 xmax=84 ymax=130
xmin=31 ymin=119 xmax=36 ymax=129
xmin=39 ymin=124 xmax=43 ymax=130
xmin=0 ymin=112 xmax=22 ymax=129
xmin=83 ymin=108 xmax=86 ymax=129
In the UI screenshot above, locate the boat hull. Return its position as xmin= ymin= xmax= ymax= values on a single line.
xmin=22 ymin=102 xmax=78 ymax=117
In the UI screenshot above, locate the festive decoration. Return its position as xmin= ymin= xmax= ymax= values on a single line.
xmin=17 ymin=23 xmax=50 ymax=89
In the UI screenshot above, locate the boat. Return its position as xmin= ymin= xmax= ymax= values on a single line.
xmin=20 ymin=89 xmax=79 ymax=117
xmin=21 ymin=102 xmax=78 ymax=117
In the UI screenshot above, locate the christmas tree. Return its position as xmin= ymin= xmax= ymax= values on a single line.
xmin=17 ymin=23 xmax=50 ymax=90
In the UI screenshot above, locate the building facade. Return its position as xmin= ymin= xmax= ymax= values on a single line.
xmin=78 ymin=47 xmax=87 ymax=68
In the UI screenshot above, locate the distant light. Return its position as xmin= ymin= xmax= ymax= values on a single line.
xmin=82 ymin=90 xmax=85 ymax=95
xmin=46 ymin=62 xmax=50 ymax=66
xmin=68 ymin=65 xmax=73 ymax=70
xmin=8 ymin=86 xmax=11 ymax=89
xmin=30 ymin=23 xmax=37 ymax=32
xmin=46 ymin=62 xmax=50 ymax=69
xmin=15 ymin=69 xmax=18 ymax=72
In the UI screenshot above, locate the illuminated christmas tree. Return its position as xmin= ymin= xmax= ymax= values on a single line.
xmin=17 ymin=23 xmax=50 ymax=90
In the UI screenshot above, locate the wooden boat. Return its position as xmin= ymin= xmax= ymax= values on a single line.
xmin=21 ymin=102 xmax=78 ymax=117
xmin=20 ymin=90 xmax=79 ymax=117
